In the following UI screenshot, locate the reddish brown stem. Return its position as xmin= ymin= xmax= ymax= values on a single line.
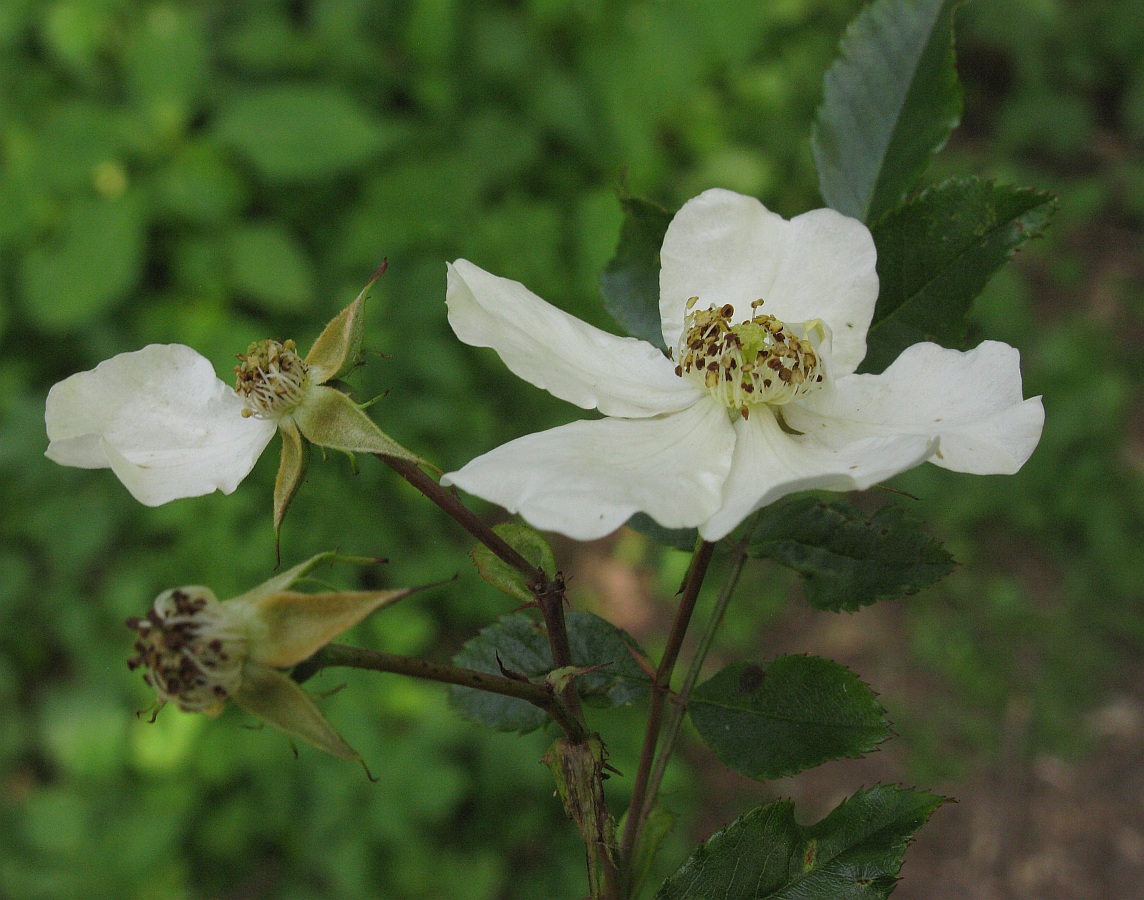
xmin=619 ymin=540 xmax=715 ymax=872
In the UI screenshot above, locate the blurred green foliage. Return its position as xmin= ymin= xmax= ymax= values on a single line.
xmin=1 ymin=0 xmax=1141 ymax=896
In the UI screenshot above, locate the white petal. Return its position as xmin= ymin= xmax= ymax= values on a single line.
xmin=700 ymin=408 xmax=936 ymax=542
xmin=447 ymin=260 xmax=701 ymax=418
xmin=659 ymin=189 xmax=789 ymax=347
xmin=658 ymin=190 xmax=877 ymax=375
xmin=764 ymin=207 xmax=878 ymax=376
xmin=442 ymin=398 xmax=736 ymax=541
xmin=786 ymin=340 xmax=1044 ymax=475
xmin=45 ymin=344 xmax=276 ymax=505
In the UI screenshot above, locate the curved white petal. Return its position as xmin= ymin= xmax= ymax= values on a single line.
xmin=448 ymin=260 xmax=701 ymax=418
xmin=45 ymin=344 xmax=276 ymax=505
xmin=785 ymin=341 xmax=1044 ymax=475
xmin=660 ymin=189 xmax=789 ymax=347
xmin=442 ymin=398 xmax=736 ymax=541
xmin=658 ymin=190 xmax=878 ymax=375
xmin=764 ymin=207 xmax=878 ymax=376
xmin=699 ymin=408 xmax=936 ymax=542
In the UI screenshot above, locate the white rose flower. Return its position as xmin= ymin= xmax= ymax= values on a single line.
xmin=442 ymin=188 xmax=1044 ymax=542
xmin=45 ymin=263 xmax=420 ymax=525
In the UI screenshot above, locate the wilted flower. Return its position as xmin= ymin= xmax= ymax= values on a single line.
xmin=45 ymin=263 xmax=420 ymax=533
xmin=127 ymin=552 xmax=424 ymax=761
xmin=442 ymin=188 xmax=1044 ymax=541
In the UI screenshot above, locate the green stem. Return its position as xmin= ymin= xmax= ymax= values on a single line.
xmin=619 ymin=540 xmax=715 ymax=869
xmin=637 ymin=537 xmax=751 ymax=839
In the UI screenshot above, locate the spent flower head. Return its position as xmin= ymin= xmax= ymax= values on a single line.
xmin=127 ymin=552 xmax=425 ymax=761
xmin=441 ymin=188 xmax=1044 ymax=541
xmin=45 ymin=263 xmax=421 ymax=536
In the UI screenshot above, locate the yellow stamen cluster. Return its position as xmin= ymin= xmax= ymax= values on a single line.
xmin=234 ymin=339 xmax=309 ymax=419
xmin=127 ymin=588 xmax=248 ymax=714
xmin=674 ymin=298 xmax=824 ymax=419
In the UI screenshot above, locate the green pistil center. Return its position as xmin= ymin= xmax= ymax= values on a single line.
xmin=234 ymin=339 xmax=310 ymax=419
xmin=674 ymin=299 xmax=824 ymax=419
xmin=127 ymin=588 xmax=248 ymax=714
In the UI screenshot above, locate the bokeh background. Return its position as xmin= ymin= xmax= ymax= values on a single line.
xmin=2 ymin=0 xmax=1142 ymax=897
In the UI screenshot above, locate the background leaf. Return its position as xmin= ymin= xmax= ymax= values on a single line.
xmin=20 ymin=194 xmax=147 ymax=332
xmin=599 ymin=195 xmax=673 ymax=349
xmin=657 ymin=785 xmax=946 ymax=899
xmin=213 ymin=85 xmax=402 ymax=181
xmin=860 ymin=177 xmax=1058 ymax=373
xmin=811 ymin=0 xmax=963 ymax=222
xmin=749 ymin=496 xmax=954 ymax=612
xmin=224 ymin=223 xmax=316 ymax=313
xmin=623 ymin=512 xmax=698 ymax=553
xmin=689 ymin=657 xmax=890 ymax=780
xmin=449 ymin=611 xmax=650 ymax=733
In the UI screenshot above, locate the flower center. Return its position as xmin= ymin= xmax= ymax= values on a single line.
xmin=234 ymin=339 xmax=310 ymax=419
xmin=127 ymin=588 xmax=248 ymax=714
xmin=674 ymin=298 xmax=826 ymax=419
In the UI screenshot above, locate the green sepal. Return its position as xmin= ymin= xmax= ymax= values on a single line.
xmin=232 ymin=662 xmax=360 ymax=761
xmin=292 ymin=384 xmax=422 ymax=461
xmin=246 ymin=585 xmax=427 ymax=669
xmin=657 ymin=785 xmax=947 ymax=899
xmin=304 ymin=260 xmax=387 ymax=384
xmin=273 ymin=419 xmax=308 ymax=546
xmin=231 ymin=550 xmax=344 ymax=605
xmin=470 ymin=523 xmax=557 ymax=602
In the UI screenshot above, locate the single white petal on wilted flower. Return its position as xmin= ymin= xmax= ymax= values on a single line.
xmin=44 ymin=270 xmax=420 ymax=517
xmin=45 ymin=344 xmax=276 ymax=505
xmin=444 ymin=187 xmax=1043 ymax=542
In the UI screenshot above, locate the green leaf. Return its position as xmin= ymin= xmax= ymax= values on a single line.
xmin=811 ymin=0 xmax=963 ymax=223
xmin=657 ymin=785 xmax=946 ymax=899
xmin=449 ymin=611 xmax=650 ymax=733
xmin=599 ymin=195 xmax=673 ymax=349
xmin=624 ymin=512 xmax=698 ymax=553
xmin=213 ymin=85 xmax=402 ymax=181
xmin=155 ymin=143 xmax=248 ymax=225
xmin=860 ymin=178 xmax=1058 ymax=373
xmin=626 ymin=806 xmax=678 ymax=900
xmin=748 ymin=497 xmax=953 ymax=612
xmin=470 ymin=524 xmax=558 ymax=603
xmin=689 ymin=657 xmax=889 ymax=781
xmin=20 ymin=193 xmax=147 ymax=333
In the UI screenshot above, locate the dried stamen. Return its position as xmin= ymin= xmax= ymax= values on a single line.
xmin=127 ymin=587 xmax=248 ymax=713
xmin=234 ymin=339 xmax=309 ymax=419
